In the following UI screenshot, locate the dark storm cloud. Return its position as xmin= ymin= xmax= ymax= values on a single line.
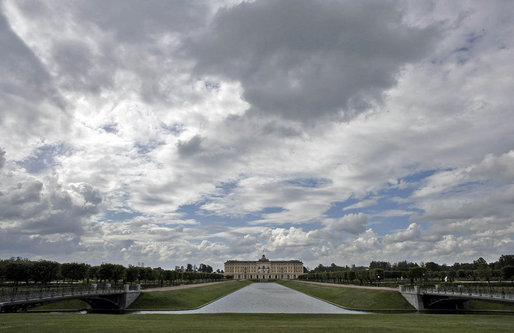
xmin=188 ymin=0 xmax=439 ymax=123
xmin=0 ymin=10 xmax=52 ymax=102
xmin=0 ymin=8 xmax=67 ymax=138
xmin=71 ymin=0 xmax=209 ymax=43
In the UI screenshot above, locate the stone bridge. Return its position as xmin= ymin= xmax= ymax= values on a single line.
xmin=0 ymin=284 xmax=141 ymax=313
xmin=399 ymin=285 xmax=514 ymax=311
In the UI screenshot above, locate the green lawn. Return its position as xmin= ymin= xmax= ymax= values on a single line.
xmin=127 ymin=280 xmax=252 ymax=310
xmin=0 ymin=313 xmax=513 ymax=332
xmin=279 ymin=280 xmax=414 ymax=310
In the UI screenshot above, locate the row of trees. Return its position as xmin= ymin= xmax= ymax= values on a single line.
xmin=0 ymin=258 xmax=225 ymax=286
xmin=300 ymin=266 xmax=429 ymax=284
xmin=304 ymin=255 xmax=514 ymax=284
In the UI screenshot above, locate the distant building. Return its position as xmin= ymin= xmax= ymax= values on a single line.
xmin=224 ymin=254 xmax=304 ymax=280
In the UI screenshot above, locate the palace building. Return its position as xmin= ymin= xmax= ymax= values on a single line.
xmin=224 ymin=255 xmax=304 ymax=280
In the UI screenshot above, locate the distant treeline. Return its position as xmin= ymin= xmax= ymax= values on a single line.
xmin=302 ymin=255 xmax=514 ymax=284
xmin=0 ymin=258 xmax=226 ymax=286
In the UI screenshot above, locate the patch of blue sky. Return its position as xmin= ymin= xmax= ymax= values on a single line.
xmin=214 ymin=180 xmax=239 ymax=195
xmin=454 ymin=30 xmax=484 ymax=64
xmin=18 ymin=142 xmax=72 ymax=174
xmin=400 ymin=169 xmax=439 ymax=183
xmin=439 ymin=180 xmax=485 ymax=196
xmin=286 ymin=177 xmax=332 ymax=188
xmin=204 ymin=80 xmax=220 ymax=90
xmin=102 ymin=123 xmax=118 ymax=133
xmin=161 ymin=122 xmax=184 ymax=135
xmin=259 ymin=207 xmax=285 ymax=214
xmin=134 ymin=140 xmax=164 ymax=154
xmin=100 ymin=209 xmax=143 ymax=222
xmin=323 ymin=169 xmax=440 ymax=233
xmin=177 ymin=201 xmax=263 ymax=227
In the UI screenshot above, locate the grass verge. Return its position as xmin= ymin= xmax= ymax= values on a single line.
xmin=127 ymin=280 xmax=252 ymax=310
xmin=0 ymin=313 xmax=513 ymax=332
xmin=278 ymin=280 xmax=414 ymax=310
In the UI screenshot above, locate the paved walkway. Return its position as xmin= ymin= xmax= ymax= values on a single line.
xmin=135 ymin=282 xmax=365 ymax=314
xmin=297 ymin=280 xmax=397 ymax=291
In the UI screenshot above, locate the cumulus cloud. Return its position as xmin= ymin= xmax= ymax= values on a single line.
xmin=383 ymin=223 xmax=422 ymax=243
xmin=324 ymin=213 xmax=368 ymax=235
xmin=0 ymin=160 xmax=102 ymax=238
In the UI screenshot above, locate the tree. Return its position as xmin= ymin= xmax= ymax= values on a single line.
xmin=153 ymin=267 xmax=164 ymax=287
xmin=475 ymin=258 xmax=491 ymax=282
xmin=30 ymin=260 xmax=60 ymax=284
xmin=393 ymin=260 xmax=417 ymax=272
xmin=111 ymin=264 xmax=126 ymax=283
xmin=371 ymin=268 xmax=384 ymax=284
xmin=126 ymin=265 xmax=139 ymax=284
xmin=369 ymin=261 xmax=391 ymax=270
xmin=498 ymin=255 xmax=514 ymax=268
xmin=425 ymin=262 xmax=440 ymax=272
xmin=408 ymin=267 xmax=427 ymax=283
xmin=355 ymin=270 xmax=369 ymax=285
xmin=141 ymin=267 xmax=154 ymax=284
xmin=199 ymin=263 xmax=213 ymax=273
xmin=88 ymin=266 xmax=100 ymax=282
xmin=5 ymin=258 xmax=31 ymax=285
xmin=502 ymin=266 xmax=514 ymax=282
xmin=98 ymin=263 xmax=115 ymax=283
xmin=186 ymin=264 xmax=193 ymax=272
xmin=61 ymin=263 xmax=89 ymax=283
xmin=0 ymin=259 xmax=7 ymax=283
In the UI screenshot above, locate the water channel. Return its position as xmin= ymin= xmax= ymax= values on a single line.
xmin=132 ymin=282 xmax=366 ymax=314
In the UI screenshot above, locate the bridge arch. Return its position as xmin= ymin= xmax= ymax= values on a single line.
xmin=424 ymin=296 xmax=468 ymax=310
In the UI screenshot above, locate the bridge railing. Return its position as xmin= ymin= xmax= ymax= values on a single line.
xmin=0 ymin=284 xmax=139 ymax=303
xmin=400 ymin=285 xmax=514 ymax=300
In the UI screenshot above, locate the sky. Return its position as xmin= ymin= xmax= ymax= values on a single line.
xmin=0 ymin=0 xmax=513 ymax=271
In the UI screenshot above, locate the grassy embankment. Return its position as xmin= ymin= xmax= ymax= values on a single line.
xmin=34 ymin=280 xmax=251 ymax=311
xmin=279 ymin=280 xmax=414 ymax=310
xmin=1 ymin=313 xmax=514 ymax=332
xmin=128 ymin=280 xmax=252 ymax=310
xmin=279 ymin=280 xmax=514 ymax=311
xmin=468 ymin=300 xmax=514 ymax=311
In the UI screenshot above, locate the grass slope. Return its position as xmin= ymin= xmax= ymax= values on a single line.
xmin=127 ymin=280 xmax=252 ymax=310
xmin=279 ymin=280 xmax=414 ymax=310
xmin=468 ymin=300 xmax=514 ymax=311
xmin=0 ymin=313 xmax=513 ymax=332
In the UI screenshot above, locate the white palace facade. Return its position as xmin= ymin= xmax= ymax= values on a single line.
xmin=224 ymin=255 xmax=304 ymax=280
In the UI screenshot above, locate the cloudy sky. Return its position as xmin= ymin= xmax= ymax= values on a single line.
xmin=0 ymin=0 xmax=513 ymax=270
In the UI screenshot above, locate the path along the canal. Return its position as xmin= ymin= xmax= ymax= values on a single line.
xmin=133 ymin=282 xmax=366 ymax=314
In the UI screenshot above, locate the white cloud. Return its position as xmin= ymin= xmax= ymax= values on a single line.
xmin=323 ymin=213 xmax=368 ymax=235
xmin=383 ymin=223 xmax=422 ymax=243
